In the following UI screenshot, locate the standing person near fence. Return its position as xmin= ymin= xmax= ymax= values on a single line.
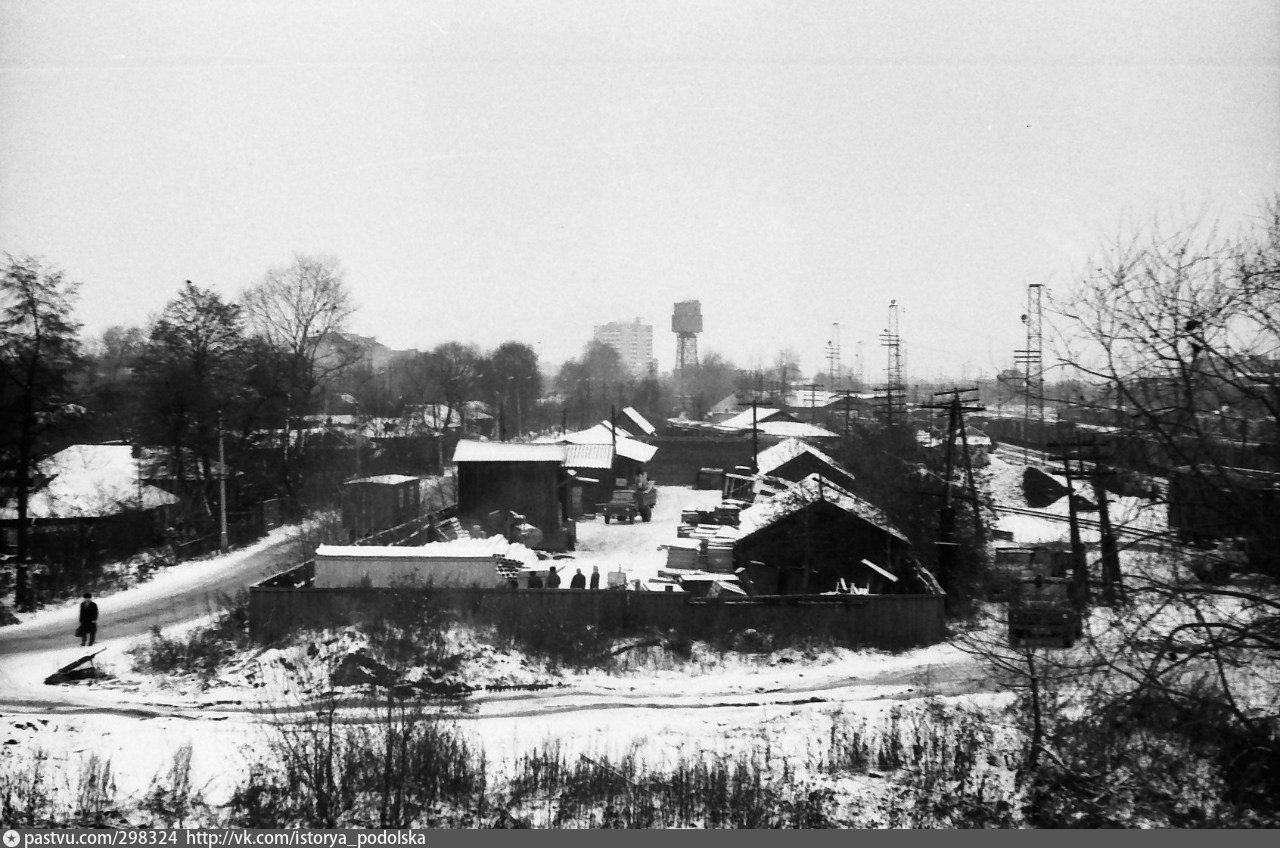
xmin=77 ymin=593 xmax=98 ymax=647
xmin=546 ymin=565 xmax=562 ymax=589
xmin=589 ymin=566 xmax=601 ymax=590
xmin=569 ymin=568 xmax=586 ymax=589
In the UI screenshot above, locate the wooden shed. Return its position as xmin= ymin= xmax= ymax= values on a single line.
xmin=735 ymin=474 xmax=915 ymax=595
xmin=340 ymin=474 xmax=422 ymax=541
xmin=451 ymin=441 xmax=576 ymax=551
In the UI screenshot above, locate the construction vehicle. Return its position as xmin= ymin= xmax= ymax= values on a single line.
xmin=1007 ymin=575 xmax=1081 ymax=648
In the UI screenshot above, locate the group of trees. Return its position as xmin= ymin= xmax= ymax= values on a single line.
xmin=0 ymin=252 xmax=361 ymax=605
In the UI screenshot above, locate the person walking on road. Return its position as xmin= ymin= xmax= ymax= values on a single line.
xmin=78 ymin=593 xmax=98 ymax=647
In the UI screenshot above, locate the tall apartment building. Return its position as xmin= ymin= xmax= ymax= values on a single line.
xmin=593 ymin=317 xmax=655 ymax=377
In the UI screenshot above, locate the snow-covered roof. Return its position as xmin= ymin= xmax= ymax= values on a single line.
xmin=754 ymin=420 xmax=840 ymax=439
xmin=317 ymin=536 xmax=537 ymax=565
xmin=413 ymin=404 xmax=465 ymax=430
xmin=916 ymin=428 xmax=993 ymax=449
xmin=0 ymin=444 xmax=180 ymax=520
xmin=451 ymin=441 xmax=566 ymax=463
xmin=782 ymin=389 xmax=841 ymax=409
xmin=716 ymin=407 xmax=790 ymax=430
xmin=737 ymin=473 xmax=909 ymax=544
xmin=620 ymin=406 xmax=657 ymax=437
xmin=756 ymin=437 xmax=849 ymax=478
xmin=559 ymin=423 xmax=658 ymax=464
xmin=346 ymin=474 xmax=420 ymax=486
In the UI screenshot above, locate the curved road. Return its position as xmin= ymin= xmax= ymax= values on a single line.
xmin=0 ymin=530 xmax=301 ymax=657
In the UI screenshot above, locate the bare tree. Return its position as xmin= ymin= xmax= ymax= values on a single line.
xmin=1035 ymin=197 xmax=1280 ymax=824
xmin=0 ymin=254 xmax=83 ymax=608
xmin=242 ymin=254 xmax=355 ymax=503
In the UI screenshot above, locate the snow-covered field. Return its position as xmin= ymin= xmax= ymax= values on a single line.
xmin=0 ymin=484 xmax=1007 ymax=825
xmin=6 ymin=466 xmax=1256 ymax=827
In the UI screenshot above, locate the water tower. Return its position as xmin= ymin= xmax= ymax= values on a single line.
xmin=672 ymin=300 xmax=702 ymax=412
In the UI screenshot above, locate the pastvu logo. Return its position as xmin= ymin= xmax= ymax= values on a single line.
xmin=2 ymin=829 xmax=20 ymax=848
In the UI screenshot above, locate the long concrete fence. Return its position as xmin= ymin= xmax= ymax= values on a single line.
xmin=248 ymin=583 xmax=947 ymax=650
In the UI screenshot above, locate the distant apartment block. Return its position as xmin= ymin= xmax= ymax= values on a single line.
xmin=593 ymin=318 xmax=655 ymax=377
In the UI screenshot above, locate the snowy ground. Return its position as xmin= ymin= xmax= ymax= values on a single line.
xmin=3 ymin=466 xmax=1206 ymax=825
xmin=1 ymin=484 xmax=1006 ymax=822
xmin=983 ymin=456 xmax=1169 ymax=546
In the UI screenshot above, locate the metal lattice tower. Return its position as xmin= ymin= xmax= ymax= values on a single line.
xmin=825 ymin=323 xmax=841 ymax=391
xmin=878 ymin=300 xmax=907 ymax=428
xmin=1015 ymin=283 xmax=1045 ymax=452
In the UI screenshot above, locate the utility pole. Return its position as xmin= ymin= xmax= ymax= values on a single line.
xmin=800 ymin=381 xmax=822 ymax=425
xmin=1047 ymin=437 xmax=1106 ymax=614
xmin=218 ymin=409 xmax=229 ymax=553
xmin=922 ymin=387 xmax=987 ymax=581
xmin=1052 ymin=438 xmax=1124 ymax=605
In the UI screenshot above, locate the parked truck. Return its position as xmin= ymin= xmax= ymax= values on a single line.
xmin=1007 ymin=575 xmax=1082 ymax=648
xmin=601 ymin=482 xmax=658 ymax=524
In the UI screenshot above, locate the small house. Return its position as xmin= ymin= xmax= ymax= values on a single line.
xmin=734 ymin=474 xmax=914 ymax=595
xmin=0 ymin=444 xmax=179 ymax=566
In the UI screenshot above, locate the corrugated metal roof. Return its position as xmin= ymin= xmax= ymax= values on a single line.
xmin=560 ymin=424 xmax=658 ymax=464
xmin=451 ymin=441 xmax=566 ymax=463
xmin=563 ymin=443 xmax=615 ymax=469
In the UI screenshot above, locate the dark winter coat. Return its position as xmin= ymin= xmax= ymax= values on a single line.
xmin=569 ymin=571 xmax=586 ymax=589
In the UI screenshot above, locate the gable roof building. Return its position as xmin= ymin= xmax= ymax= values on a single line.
xmin=1 ymin=444 xmax=179 ymax=521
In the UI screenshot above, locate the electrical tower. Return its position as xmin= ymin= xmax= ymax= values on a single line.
xmin=877 ymin=300 xmax=907 ymax=428
xmin=825 ymin=323 xmax=841 ymax=392
xmin=672 ymin=300 xmax=702 ymax=412
xmin=1014 ymin=283 xmax=1045 ymax=455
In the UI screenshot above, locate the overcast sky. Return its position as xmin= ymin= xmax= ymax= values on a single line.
xmin=2 ymin=0 xmax=1277 ymax=381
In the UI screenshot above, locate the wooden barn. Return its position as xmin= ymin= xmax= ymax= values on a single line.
xmin=734 ymin=473 xmax=915 ymax=596
xmin=340 ymin=474 xmax=423 ymax=541
xmin=451 ymin=441 xmax=576 ymax=551
xmin=754 ymin=438 xmax=857 ymax=493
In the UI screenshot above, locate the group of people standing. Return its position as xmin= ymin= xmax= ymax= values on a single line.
xmin=524 ymin=564 xmax=601 ymax=590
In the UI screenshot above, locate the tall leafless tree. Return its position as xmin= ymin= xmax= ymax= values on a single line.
xmin=242 ymin=254 xmax=355 ymax=504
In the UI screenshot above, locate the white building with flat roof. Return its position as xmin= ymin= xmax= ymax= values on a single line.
xmin=593 ymin=317 xmax=655 ymax=377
